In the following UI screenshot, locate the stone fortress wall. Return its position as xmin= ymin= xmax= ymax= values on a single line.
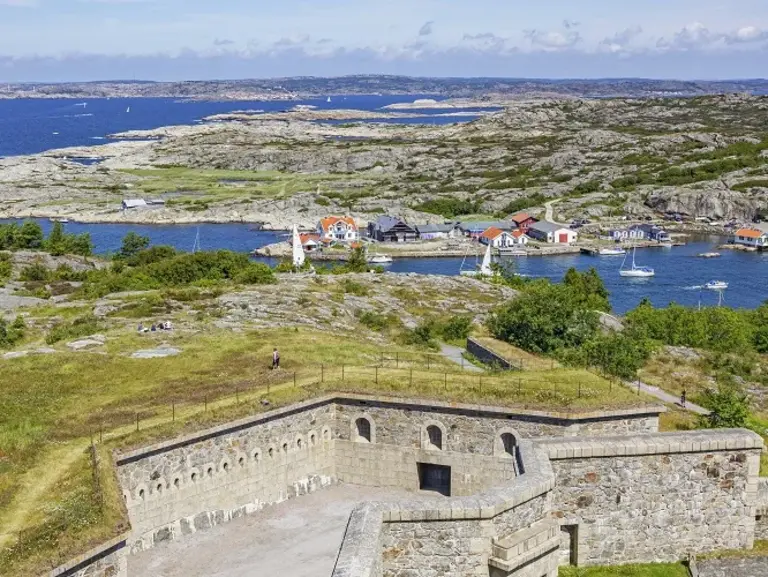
xmin=53 ymin=393 xmax=766 ymax=577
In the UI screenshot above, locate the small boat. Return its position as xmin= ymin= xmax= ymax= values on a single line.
xmin=698 ymin=252 xmax=721 ymax=258
xmin=460 ymin=243 xmax=493 ymax=277
xmin=599 ymin=247 xmax=626 ymax=256
xmin=50 ymin=217 xmax=69 ymax=223
xmin=75 ymin=102 xmax=87 ymax=108
xmin=327 ymin=97 xmax=332 ymax=103
xmin=126 ymin=106 xmax=131 ymax=113
xmin=704 ymin=280 xmax=728 ymax=290
xmin=367 ymin=254 xmax=393 ymax=265
xmin=619 ymin=246 xmax=655 ymax=277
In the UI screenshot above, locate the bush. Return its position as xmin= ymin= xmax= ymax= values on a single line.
xmin=233 ymin=263 xmax=276 ymax=285
xmin=439 ymin=315 xmax=473 ymax=341
xmin=19 ymin=262 xmax=50 ymax=282
xmin=400 ymin=320 xmax=438 ymax=349
xmin=357 ymin=310 xmax=401 ymax=332
xmin=414 ymin=196 xmax=482 ymax=218
xmin=45 ymin=314 xmax=101 ymax=345
xmin=0 ymin=252 xmax=12 ymax=285
xmin=0 ymin=315 xmax=25 ymax=348
xmin=499 ymin=193 xmax=547 ymax=215
xmin=563 ymin=267 xmax=611 ymax=312
xmin=342 ymin=279 xmax=369 ymax=296
xmin=699 ymin=386 xmax=750 ymax=429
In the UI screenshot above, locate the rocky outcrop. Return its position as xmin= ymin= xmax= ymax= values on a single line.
xmin=645 ymin=188 xmax=763 ymax=221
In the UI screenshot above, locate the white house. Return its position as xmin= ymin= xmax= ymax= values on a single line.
xmin=510 ymin=230 xmax=530 ymax=245
xmin=479 ymin=227 xmax=516 ymax=248
xmin=733 ymin=228 xmax=768 ymax=249
xmin=317 ymin=216 xmax=359 ymax=243
xmin=528 ymin=222 xmax=578 ymax=244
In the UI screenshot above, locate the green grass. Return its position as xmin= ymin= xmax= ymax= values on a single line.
xmin=559 ymin=563 xmax=689 ymax=577
xmin=118 ymin=167 xmax=378 ymax=205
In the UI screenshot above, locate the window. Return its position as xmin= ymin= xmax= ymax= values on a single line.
xmin=427 ymin=425 xmax=442 ymax=450
xmin=355 ymin=418 xmax=372 ymax=442
xmin=501 ymin=433 xmax=517 ymax=457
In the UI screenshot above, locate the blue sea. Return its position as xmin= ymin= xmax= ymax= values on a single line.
xmin=0 ymin=96 xmax=765 ymax=313
xmin=0 ymin=95 xmax=498 ymax=157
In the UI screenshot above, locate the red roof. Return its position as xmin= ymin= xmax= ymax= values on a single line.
xmin=511 ymin=230 xmax=526 ymax=239
xmin=299 ymin=233 xmax=320 ymax=245
xmin=320 ymin=216 xmax=357 ymax=232
xmin=736 ymin=228 xmax=765 ymax=239
xmin=510 ymin=212 xmax=534 ymax=224
xmin=480 ymin=226 xmax=505 ymax=240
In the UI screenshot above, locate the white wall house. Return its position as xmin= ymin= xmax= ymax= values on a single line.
xmin=733 ymin=228 xmax=768 ymax=248
xmin=479 ymin=227 xmax=515 ymax=248
xmin=317 ymin=216 xmax=359 ymax=243
xmin=510 ymin=230 xmax=530 ymax=245
xmin=528 ymin=222 xmax=578 ymax=244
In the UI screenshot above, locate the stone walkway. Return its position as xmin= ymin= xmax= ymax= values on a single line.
xmin=698 ymin=557 xmax=768 ymax=577
xmin=631 ymin=380 xmax=710 ymax=416
xmin=439 ymin=343 xmax=484 ymax=373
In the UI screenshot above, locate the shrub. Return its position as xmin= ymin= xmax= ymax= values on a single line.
xmin=342 ymin=279 xmax=369 ymax=296
xmin=439 ymin=315 xmax=473 ymax=342
xmin=414 ymin=196 xmax=482 ymax=218
xmin=46 ymin=314 xmax=101 ymax=345
xmin=233 ymin=263 xmax=276 ymax=285
xmin=400 ymin=320 xmax=438 ymax=349
xmin=19 ymin=263 xmax=50 ymax=282
xmin=357 ymin=310 xmax=401 ymax=332
xmin=0 ymin=315 xmax=25 ymax=348
xmin=699 ymin=386 xmax=750 ymax=429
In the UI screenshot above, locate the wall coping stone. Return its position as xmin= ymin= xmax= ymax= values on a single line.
xmin=115 ymin=393 xmax=665 ymax=465
xmin=536 ymin=428 xmax=764 ymax=460
xmin=44 ymin=532 xmax=129 ymax=577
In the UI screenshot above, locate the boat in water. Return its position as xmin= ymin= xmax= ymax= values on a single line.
xmin=619 ymin=246 xmax=655 ymax=278
xmin=460 ymin=242 xmax=494 ymax=277
xmin=292 ymin=225 xmax=305 ymax=269
xmin=367 ymin=254 xmax=393 ymax=265
xmin=49 ymin=217 xmax=69 ymax=224
xmin=698 ymin=252 xmax=721 ymax=258
xmin=704 ymin=280 xmax=728 ymax=290
xmin=598 ymin=247 xmax=627 ymax=256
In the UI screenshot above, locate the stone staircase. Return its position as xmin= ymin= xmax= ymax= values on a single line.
xmin=488 ymin=518 xmax=560 ymax=576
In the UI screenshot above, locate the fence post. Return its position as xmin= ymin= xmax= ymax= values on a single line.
xmin=321 ymin=364 xmax=325 ymax=383
xmin=375 ymin=366 xmax=378 ymax=384
xmin=427 ymin=356 xmax=430 ymax=370
xmin=637 ymin=381 xmax=640 ymax=395
xmin=396 ymin=352 xmax=399 ymax=368
xmin=410 ymin=368 xmax=413 ymax=386
xmin=294 ymin=371 xmax=297 ymax=387
xmin=172 ymin=402 xmax=175 ymax=422
xmin=578 ymin=382 xmax=581 ymax=398
xmin=136 ymin=412 xmax=139 ymax=432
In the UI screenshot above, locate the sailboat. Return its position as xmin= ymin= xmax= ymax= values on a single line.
xmin=460 ymin=242 xmax=493 ymax=277
xmin=192 ymin=227 xmax=201 ymax=253
xmin=126 ymin=106 xmax=131 ymax=113
xmin=292 ymin=225 xmax=306 ymax=269
xmin=619 ymin=246 xmax=654 ymax=277
xmin=326 ymin=97 xmax=332 ymax=103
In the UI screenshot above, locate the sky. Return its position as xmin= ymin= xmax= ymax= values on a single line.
xmin=0 ymin=0 xmax=767 ymax=82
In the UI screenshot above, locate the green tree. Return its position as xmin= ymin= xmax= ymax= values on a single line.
xmin=118 ymin=232 xmax=151 ymax=260
xmin=699 ymin=386 xmax=750 ymax=429
xmin=67 ymin=233 xmax=93 ymax=257
xmin=17 ymin=221 xmax=44 ymax=249
xmin=582 ymin=332 xmax=655 ymax=380
xmin=345 ymin=246 xmax=369 ymax=273
xmin=563 ymin=267 xmax=611 ymax=312
xmin=46 ymin=222 xmax=67 ymax=256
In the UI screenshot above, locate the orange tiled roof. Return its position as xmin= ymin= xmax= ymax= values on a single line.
xmin=320 ymin=216 xmax=357 ymax=232
xmin=736 ymin=228 xmax=765 ymax=239
xmin=511 ymin=230 xmax=526 ymax=238
xmin=299 ymin=233 xmax=320 ymax=244
xmin=480 ymin=226 xmax=504 ymax=240
xmin=510 ymin=212 xmax=533 ymax=223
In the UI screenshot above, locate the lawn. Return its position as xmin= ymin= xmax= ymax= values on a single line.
xmin=0 ymin=325 xmax=652 ymax=577
xmin=559 ymin=562 xmax=689 ymax=577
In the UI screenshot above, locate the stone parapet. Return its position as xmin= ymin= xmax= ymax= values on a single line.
xmin=45 ymin=533 xmax=129 ymax=577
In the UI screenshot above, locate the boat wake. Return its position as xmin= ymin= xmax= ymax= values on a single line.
xmin=684 ymin=285 xmax=703 ymax=290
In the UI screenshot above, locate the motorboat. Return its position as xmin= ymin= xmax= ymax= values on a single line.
xmin=697 ymin=252 xmax=721 ymax=258
xmin=599 ymin=247 xmax=626 ymax=256
xmin=619 ymin=246 xmax=655 ymax=277
xmin=704 ymin=280 xmax=728 ymax=290
xmin=367 ymin=254 xmax=393 ymax=265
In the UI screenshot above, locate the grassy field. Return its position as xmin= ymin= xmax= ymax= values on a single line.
xmin=118 ymin=167 xmax=381 ymax=207
xmin=559 ymin=563 xmax=689 ymax=577
xmin=472 ymin=335 xmax=563 ymax=371
xmin=0 ymin=324 xmax=652 ymax=577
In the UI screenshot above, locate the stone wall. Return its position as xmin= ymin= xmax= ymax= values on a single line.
xmin=754 ymin=478 xmax=768 ymax=540
xmin=116 ymin=398 xmax=337 ymax=552
xmin=466 ymin=337 xmax=519 ymax=370
xmin=539 ymin=430 xmax=764 ymax=565
xmin=46 ymin=534 xmax=128 ymax=577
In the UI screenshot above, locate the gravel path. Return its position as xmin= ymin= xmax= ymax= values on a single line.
xmin=439 ymin=343 xmax=484 ymax=372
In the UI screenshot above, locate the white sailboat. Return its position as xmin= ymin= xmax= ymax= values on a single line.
xmin=619 ymin=246 xmax=654 ymax=277
xmin=704 ymin=280 xmax=728 ymax=290
xmin=461 ymin=242 xmax=494 ymax=277
xmin=192 ymin=227 xmax=201 ymax=253
xmin=126 ymin=106 xmax=131 ymax=113
xmin=292 ymin=225 xmax=305 ymax=269
xmin=326 ymin=96 xmax=332 ymax=103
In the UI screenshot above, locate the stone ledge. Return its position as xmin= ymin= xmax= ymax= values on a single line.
xmin=45 ymin=532 xmax=129 ymax=577
xmin=488 ymin=535 xmax=560 ymax=573
xmin=536 ymin=429 xmax=764 ymax=460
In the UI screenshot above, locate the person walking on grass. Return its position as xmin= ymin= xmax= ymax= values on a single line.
xmin=272 ymin=348 xmax=280 ymax=370
xmin=680 ymin=388 xmax=686 ymax=409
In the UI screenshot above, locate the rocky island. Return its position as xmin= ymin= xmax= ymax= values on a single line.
xmin=1 ymin=94 xmax=767 ymax=229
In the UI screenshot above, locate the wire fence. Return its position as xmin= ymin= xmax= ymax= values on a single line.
xmin=88 ymin=358 xmax=653 ymax=442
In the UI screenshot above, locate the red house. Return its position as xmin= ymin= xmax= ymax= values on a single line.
xmin=510 ymin=212 xmax=538 ymax=233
